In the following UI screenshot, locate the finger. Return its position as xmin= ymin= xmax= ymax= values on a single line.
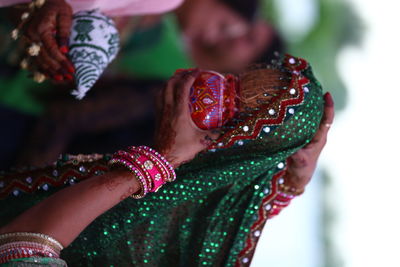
xmin=312 ymin=92 xmax=335 ymax=140
xmin=24 ymin=24 xmax=42 ymax=44
xmin=39 ymin=29 xmax=67 ymax=63
xmin=37 ymin=13 xmax=68 ymax=63
xmin=38 ymin=41 xmax=62 ymax=70
xmin=164 ymin=70 xmax=194 ymax=106
xmin=174 ymin=70 xmax=199 ymax=112
xmin=35 ymin=61 xmax=57 ymax=78
xmin=60 ymin=59 xmax=75 ymax=74
xmin=36 ymin=47 xmax=62 ymax=74
xmin=57 ymin=7 xmax=73 ymax=51
xmin=163 ymin=74 xmax=181 ymax=106
xmin=303 ymin=92 xmax=334 ymax=152
xmin=321 ymin=92 xmax=335 ymax=128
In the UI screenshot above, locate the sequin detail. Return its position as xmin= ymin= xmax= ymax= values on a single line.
xmin=209 ymin=55 xmax=310 ymax=149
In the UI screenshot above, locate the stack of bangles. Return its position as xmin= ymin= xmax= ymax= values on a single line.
xmin=268 ymin=177 xmax=305 ymax=218
xmin=0 ymin=232 xmax=63 ymax=264
xmin=108 ymin=146 xmax=176 ymax=199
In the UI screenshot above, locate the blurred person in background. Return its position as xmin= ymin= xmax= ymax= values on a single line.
xmin=175 ymin=0 xmax=283 ymax=73
xmin=0 ymin=0 xmax=285 ymax=168
xmin=0 ymin=0 xmax=186 ymax=169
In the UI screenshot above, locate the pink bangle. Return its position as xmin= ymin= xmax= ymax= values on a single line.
xmin=109 ymin=146 xmax=176 ymax=196
xmin=0 ymin=242 xmax=60 ymax=263
xmin=135 ymin=147 xmax=171 ymax=183
xmin=108 ymin=156 xmax=149 ymax=199
xmin=116 ymin=149 xmax=164 ymax=192
xmin=114 ymin=150 xmax=154 ymax=192
xmin=0 ymin=232 xmax=63 ymax=264
xmin=137 ymin=146 xmax=176 ymax=182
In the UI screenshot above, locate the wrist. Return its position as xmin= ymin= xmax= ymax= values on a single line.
xmin=163 ymin=152 xmax=182 ymax=169
xmin=109 ymin=146 xmax=176 ymax=198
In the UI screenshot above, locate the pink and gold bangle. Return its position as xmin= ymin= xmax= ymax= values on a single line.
xmin=135 ymin=153 xmax=165 ymax=192
xmin=109 ymin=146 xmax=176 ymax=197
xmin=127 ymin=147 xmax=169 ymax=192
xmin=135 ymin=147 xmax=170 ymax=182
xmin=108 ymin=156 xmax=148 ymax=199
xmin=138 ymin=146 xmax=176 ymax=182
xmin=0 ymin=232 xmax=63 ymax=264
xmin=114 ymin=150 xmax=153 ymax=192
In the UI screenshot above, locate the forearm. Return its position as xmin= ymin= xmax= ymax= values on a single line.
xmin=0 ymin=169 xmax=139 ymax=247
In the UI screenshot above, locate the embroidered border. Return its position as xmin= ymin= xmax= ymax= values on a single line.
xmin=0 ymin=154 xmax=110 ymax=199
xmin=210 ymin=55 xmax=310 ymax=149
xmin=235 ymin=169 xmax=286 ymax=266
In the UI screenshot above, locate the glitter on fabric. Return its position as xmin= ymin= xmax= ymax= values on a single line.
xmin=0 ymin=55 xmax=324 ymax=266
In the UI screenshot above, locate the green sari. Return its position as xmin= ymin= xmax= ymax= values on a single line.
xmin=0 ymin=55 xmax=324 ymax=267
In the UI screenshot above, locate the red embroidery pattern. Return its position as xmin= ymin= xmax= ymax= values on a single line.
xmin=235 ymin=169 xmax=286 ymax=267
xmin=0 ymin=157 xmax=109 ymax=199
xmin=209 ymin=55 xmax=310 ymax=149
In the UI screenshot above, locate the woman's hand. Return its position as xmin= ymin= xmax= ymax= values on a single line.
xmin=284 ymin=92 xmax=335 ymax=190
xmin=154 ymin=70 xmax=220 ymax=168
xmin=19 ymin=0 xmax=75 ymax=81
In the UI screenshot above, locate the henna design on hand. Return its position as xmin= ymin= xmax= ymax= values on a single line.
xmin=154 ymin=104 xmax=176 ymax=156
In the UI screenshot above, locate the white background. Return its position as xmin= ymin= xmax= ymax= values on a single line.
xmin=252 ymin=0 xmax=400 ymax=266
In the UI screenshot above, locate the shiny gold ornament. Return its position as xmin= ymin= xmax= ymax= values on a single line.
xmin=33 ymin=72 xmax=46 ymax=83
xmin=27 ymin=43 xmax=41 ymax=56
xmin=21 ymin=12 xmax=30 ymax=20
xmin=20 ymin=58 xmax=29 ymax=69
xmin=34 ymin=0 xmax=46 ymax=8
xmin=11 ymin=29 xmax=19 ymax=40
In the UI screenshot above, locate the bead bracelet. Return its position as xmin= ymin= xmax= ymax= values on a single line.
xmin=0 ymin=232 xmax=62 ymax=264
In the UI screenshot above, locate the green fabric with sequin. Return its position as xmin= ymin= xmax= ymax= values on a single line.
xmin=2 ymin=257 xmax=67 ymax=267
xmin=0 ymin=59 xmax=324 ymax=267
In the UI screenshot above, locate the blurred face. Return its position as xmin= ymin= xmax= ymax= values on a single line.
xmin=176 ymin=0 xmax=274 ymax=73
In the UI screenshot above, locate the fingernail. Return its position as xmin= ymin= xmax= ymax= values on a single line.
xmin=64 ymin=73 xmax=74 ymax=81
xmin=67 ymin=65 xmax=75 ymax=73
xmin=324 ymin=92 xmax=334 ymax=107
xmin=53 ymin=74 xmax=63 ymax=81
xmin=67 ymin=62 xmax=75 ymax=73
xmin=60 ymin=45 xmax=69 ymax=54
xmin=62 ymin=61 xmax=75 ymax=73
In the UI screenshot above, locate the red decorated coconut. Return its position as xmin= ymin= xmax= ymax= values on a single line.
xmin=189 ymin=71 xmax=238 ymax=130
